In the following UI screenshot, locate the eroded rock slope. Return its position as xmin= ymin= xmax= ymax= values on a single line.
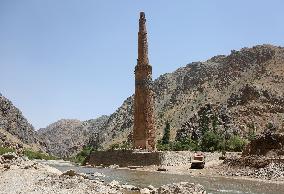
xmin=98 ymin=44 xmax=284 ymax=148
xmin=0 ymin=94 xmax=42 ymax=151
xmin=41 ymin=44 xmax=284 ymax=153
xmin=38 ymin=116 xmax=108 ymax=157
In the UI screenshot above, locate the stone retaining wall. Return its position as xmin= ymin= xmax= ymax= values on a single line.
xmin=160 ymin=151 xmax=192 ymax=166
xmin=88 ymin=150 xmax=237 ymax=167
xmin=88 ymin=150 xmax=161 ymax=167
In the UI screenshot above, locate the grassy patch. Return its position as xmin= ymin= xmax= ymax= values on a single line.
xmin=0 ymin=146 xmax=15 ymax=155
xmin=23 ymin=149 xmax=57 ymax=160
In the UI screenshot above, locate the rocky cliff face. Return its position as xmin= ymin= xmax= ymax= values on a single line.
xmin=40 ymin=44 xmax=284 ymax=154
xmin=38 ymin=116 xmax=108 ymax=158
xmin=0 ymin=94 xmax=42 ymax=150
xmin=96 ymin=44 xmax=284 ymax=149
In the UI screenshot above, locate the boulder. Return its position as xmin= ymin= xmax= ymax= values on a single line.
xmin=62 ymin=169 xmax=77 ymax=176
xmin=108 ymin=180 xmax=120 ymax=188
xmin=158 ymin=182 xmax=206 ymax=194
xmin=61 ymin=169 xmax=88 ymax=179
xmin=140 ymin=188 xmax=151 ymax=194
xmin=2 ymin=152 xmax=18 ymax=160
xmin=120 ymin=184 xmax=137 ymax=190
xmin=147 ymin=185 xmax=156 ymax=190
xmin=157 ymin=166 xmax=168 ymax=171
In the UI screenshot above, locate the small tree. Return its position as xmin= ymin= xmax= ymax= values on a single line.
xmin=227 ymin=135 xmax=247 ymax=152
xmin=200 ymin=131 xmax=222 ymax=152
xmin=161 ymin=121 xmax=171 ymax=145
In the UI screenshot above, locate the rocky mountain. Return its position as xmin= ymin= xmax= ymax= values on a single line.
xmin=37 ymin=116 xmax=108 ymax=158
xmin=95 ymin=44 xmax=284 ymax=149
xmin=40 ymin=44 xmax=284 ymax=155
xmin=0 ymin=94 xmax=43 ymax=151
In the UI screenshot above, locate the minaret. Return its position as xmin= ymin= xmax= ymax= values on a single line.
xmin=133 ymin=12 xmax=156 ymax=151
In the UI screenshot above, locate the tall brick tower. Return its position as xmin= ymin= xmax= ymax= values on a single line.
xmin=133 ymin=12 xmax=156 ymax=151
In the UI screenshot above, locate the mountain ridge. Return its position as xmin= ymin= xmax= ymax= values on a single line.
xmin=39 ymin=44 xmax=284 ymax=156
xmin=0 ymin=94 xmax=43 ymax=151
xmin=37 ymin=116 xmax=109 ymax=157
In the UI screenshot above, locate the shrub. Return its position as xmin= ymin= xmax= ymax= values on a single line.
xmin=23 ymin=149 xmax=57 ymax=160
xmin=0 ymin=146 xmax=15 ymax=155
xmin=227 ymin=135 xmax=247 ymax=152
xmin=156 ymin=140 xmax=171 ymax=151
xmin=72 ymin=146 xmax=94 ymax=165
xmin=175 ymin=138 xmax=200 ymax=151
xmin=200 ymin=131 xmax=222 ymax=152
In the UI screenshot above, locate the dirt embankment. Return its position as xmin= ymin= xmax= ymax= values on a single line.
xmin=220 ymin=131 xmax=284 ymax=181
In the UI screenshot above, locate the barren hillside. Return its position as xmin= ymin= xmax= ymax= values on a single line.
xmin=39 ymin=44 xmax=284 ymax=154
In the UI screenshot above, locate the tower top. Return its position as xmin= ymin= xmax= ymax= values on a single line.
xmin=137 ymin=12 xmax=149 ymax=65
xmin=140 ymin=12 xmax=145 ymax=18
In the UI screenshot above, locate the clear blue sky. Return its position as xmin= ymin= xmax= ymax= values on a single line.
xmin=0 ymin=0 xmax=283 ymax=129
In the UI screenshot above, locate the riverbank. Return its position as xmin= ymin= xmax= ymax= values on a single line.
xmin=124 ymin=153 xmax=284 ymax=185
xmin=0 ymin=153 xmax=206 ymax=194
xmin=85 ymin=150 xmax=284 ymax=185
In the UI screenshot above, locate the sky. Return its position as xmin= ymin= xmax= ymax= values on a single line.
xmin=0 ymin=0 xmax=283 ymax=129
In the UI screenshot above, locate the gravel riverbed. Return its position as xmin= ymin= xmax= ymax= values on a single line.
xmin=0 ymin=153 xmax=206 ymax=194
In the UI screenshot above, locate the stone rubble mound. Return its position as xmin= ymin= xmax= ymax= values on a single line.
xmin=242 ymin=131 xmax=284 ymax=157
xmin=222 ymin=161 xmax=284 ymax=180
xmin=158 ymin=182 xmax=206 ymax=194
xmin=221 ymin=131 xmax=284 ymax=181
xmin=0 ymin=152 xmax=36 ymax=170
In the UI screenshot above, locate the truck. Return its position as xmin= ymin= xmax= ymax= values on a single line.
xmin=190 ymin=152 xmax=205 ymax=169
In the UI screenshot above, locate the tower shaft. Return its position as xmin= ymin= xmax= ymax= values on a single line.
xmin=133 ymin=12 xmax=156 ymax=151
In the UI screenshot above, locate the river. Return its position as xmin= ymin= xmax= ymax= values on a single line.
xmin=38 ymin=160 xmax=284 ymax=194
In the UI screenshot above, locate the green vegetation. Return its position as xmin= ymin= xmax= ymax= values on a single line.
xmin=161 ymin=121 xmax=171 ymax=144
xmin=157 ymin=122 xmax=200 ymax=151
xmin=226 ymin=135 xmax=248 ymax=152
xmin=0 ymin=146 xmax=57 ymax=160
xmin=157 ymin=138 xmax=200 ymax=151
xmin=0 ymin=146 xmax=15 ymax=155
xmin=200 ymin=131 xmax=222 ymax=152
xmin=71 ymin=146 xmax=94 ymax=165
xmin=23 ymin=149 xmax=57 ymax=160
xmin=157 ymin=120 xmax=248 ymax=152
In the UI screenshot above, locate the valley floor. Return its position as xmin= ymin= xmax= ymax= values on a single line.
xmin=1 ymin=152 xmax=284 ymax=194
xmin=0 ymin=153 xmax=205 ymax=194
xmin=122 ymin=153 xmax=284 ymax=186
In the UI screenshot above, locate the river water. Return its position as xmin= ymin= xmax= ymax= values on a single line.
xmin=39 ymin=160 xmax=284 ymax=194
